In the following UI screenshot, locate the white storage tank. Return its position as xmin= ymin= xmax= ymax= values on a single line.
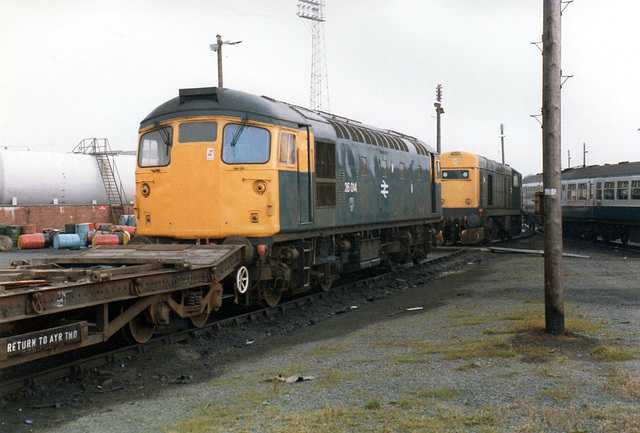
xmin=0 ymin=149 xmax=136 ymax=205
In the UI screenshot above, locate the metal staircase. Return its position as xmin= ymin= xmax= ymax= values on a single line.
xmin=73 ymin=138 xmax=129 ymax=223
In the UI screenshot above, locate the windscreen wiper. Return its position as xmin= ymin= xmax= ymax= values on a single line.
xmin=230 ymin=117 xmax=249 ymax=147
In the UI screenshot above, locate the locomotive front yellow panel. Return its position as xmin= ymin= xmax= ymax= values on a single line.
xmin=135 ymin=117 xmax=280 ymax=240
xmin=440 ymin=151 xmax=480 ymax=208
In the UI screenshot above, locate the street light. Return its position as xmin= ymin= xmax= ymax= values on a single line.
xmin=209 ymin=34 xmax=242 ymax=88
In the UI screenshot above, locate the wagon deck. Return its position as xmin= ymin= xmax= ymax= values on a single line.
xmin=0 ymin=244 xmax=245 ymax=369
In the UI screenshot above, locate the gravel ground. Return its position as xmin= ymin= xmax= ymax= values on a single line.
xmin=1 ymin=236 xmax=639 ymax=432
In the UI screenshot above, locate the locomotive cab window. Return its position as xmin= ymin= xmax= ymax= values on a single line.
xmin=442 ymin=170 xmax=469 ymax=180
xmin=279 ymin=132 xmax=296 ymax=165
xmin=179 ymin=122 xmax=218 ymax=143
xmin=139 ymin=127 xmax=173 ymax=167
xmin=222 ymin=123 xmax=271 ymax=164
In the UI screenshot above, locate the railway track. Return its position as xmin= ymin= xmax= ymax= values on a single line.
xmin=1 ymin=249 xmax=464 ymax=400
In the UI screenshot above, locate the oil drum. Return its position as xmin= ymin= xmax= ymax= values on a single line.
xmin=18 ymin=233 xmax=45 ymax=249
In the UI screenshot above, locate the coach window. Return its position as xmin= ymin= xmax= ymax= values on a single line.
xmin=631 ymin=181 xmax=640 ymax=200
xmin=617 ymin=180 xmax=629 ymax=200
xmin=179 ymin=122 xmax=217 ymax=143
xmin=596 ymin=182 xmax=602 ymax=200
xmin=222 ymin=123 xmax=270 ymax=164
xmin=561 ymin=184 xmax=566 ymax=201
xmin=139 ymin=126 xmax=173 ymax=167
xmin=567 ymin=184 xmax=577 ymax=201
xmin=578 ymin=183 xmax=588 ymax=200
xmin=279 ymin=132 xmax=296 ymax=165
xmin=603 ymin=182 xmax=614 ymax=200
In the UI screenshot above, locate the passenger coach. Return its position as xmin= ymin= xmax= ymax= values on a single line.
xmin=523 ymin=161 xmax=640 ymax=243
xmin=135 ymin=87 xmax=441 ymax=306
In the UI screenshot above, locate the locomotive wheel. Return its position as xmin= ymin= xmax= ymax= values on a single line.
xmin=128 ymin=235 xmax=153 ymax=245
xmin=190 ymin=312 xmax=210 ymax=328
xmin=321 ymin=280 xmax=332 ymax=292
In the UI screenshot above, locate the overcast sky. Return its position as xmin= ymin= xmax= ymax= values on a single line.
xmin=1 ymin=0 xmax=639 ymax=176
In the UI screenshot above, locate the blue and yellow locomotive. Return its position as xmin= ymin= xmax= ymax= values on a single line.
xmin=135 ymin=87 xmax=441 ymax=306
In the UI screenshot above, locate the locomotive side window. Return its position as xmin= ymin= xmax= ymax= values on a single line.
xmin=603 ymin=181 xmax=615 ymax=200
xmin=441 ymin=170 xmax=469 ymax=180
xmin=380 ymin=160 xmax=388 ymax=177
xmin=399 ymin=162 xmax=405 ymax=179
xmin=360 ymin=156 xmax=368 ymax=176
xmin=617 ymin=180 xmax=629 ymax=200
xmin=179 ymin=122 xmax=218 ymax=143
xmin=222 ymin=124 xmax=271 ymax=164
xmin=416 ymin=165 xmax=423 ymax=181
xmin=279 ymin=132 xmax=296 ymax=165
xmin=631 ymin=181 xmax=640 ymax=200
xmin=316 ymin=141 xmax=336 ymax=207
xmin=139 ymin=127 xmax=173 ymax=167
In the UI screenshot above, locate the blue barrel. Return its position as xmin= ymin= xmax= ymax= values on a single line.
xmin=53 ymin=233 xmax=82 ymax=249
xmin=129 ymin=215 xmax=137 ymax=227
xmin=75 ymin=223 xmax=92 ymax=246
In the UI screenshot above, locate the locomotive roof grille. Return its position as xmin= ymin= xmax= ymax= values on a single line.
xmin=326 ymin=119 xmax=423 ymax=154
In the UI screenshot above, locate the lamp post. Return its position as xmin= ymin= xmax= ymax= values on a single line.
xmin=434 ymin=84 xmax=444 ymax=154
xmin=209 ymin=34 xmax=242 ymax=88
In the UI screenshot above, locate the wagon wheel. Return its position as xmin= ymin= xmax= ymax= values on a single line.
xmin=190 ymin=312 xmax=210 ymax=328
xmin=262 ymin=288 xmax=282 ymax=308
xmin=121 ymin=306 xmax=156 ymax=344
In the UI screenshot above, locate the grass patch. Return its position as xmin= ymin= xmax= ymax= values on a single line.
xmin=456 ymin=362 xmax=482 ymax=371
xmin=605 ymin=368 xmax=640 ymax=399
xmin=373 ymin=338 xmax=434 ymax=349
xmin=363 ymin=400 xmax=381 ymax=410
xmin=442 ymin=338 xmax=517 ymax=360
xmin=417 ymin=387 xmax=461 ymax=401
xmin=540 ymin=387 xmax=575 ymax=401
xmin=388 ymin=355 xmax=431 ymax=364
xmin=309 ymin=345 xmax=349 ymax=356
xmin=592 ymin=345 xmax=639 ymax=362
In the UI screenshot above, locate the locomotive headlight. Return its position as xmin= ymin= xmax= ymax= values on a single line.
xmin=465 ymin=198 xmax=472 ymax=206
xmin=141 ymin=183 xmax=151 ymax=198
xmin=253 ymin=180 xmax=267 ymax=195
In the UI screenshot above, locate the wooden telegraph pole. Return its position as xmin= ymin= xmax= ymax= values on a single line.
xmin=542 ymin=0 xmax=565 ymax=334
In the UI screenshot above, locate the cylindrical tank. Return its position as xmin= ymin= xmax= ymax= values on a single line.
xmin=6 ymin=225 xmax=21 ymax=244
xmin=53 ymin=233 xmax=82 ymax=249
xmin=0 ymin=149 xmax=136 ymax=205
xmin=75 ymin=223 xmax=93 ymax=246
xmin=92 ymin=233 xmax=121 ymax=246
xmin=18 ymin=233 xmax=46 ymax=249
xmin=109 ymin=225 xmax=136 ymax=237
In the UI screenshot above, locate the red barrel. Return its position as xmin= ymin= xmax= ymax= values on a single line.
xmin=21 ymin=224 xmax=38 ymax=234
xmin=108 ymin=225 xmax=136 ymax=237
xmin=18 ymin=233 xmax=46 ymax=249
xmin=92 ymin=234 xmax=121 ymax=246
